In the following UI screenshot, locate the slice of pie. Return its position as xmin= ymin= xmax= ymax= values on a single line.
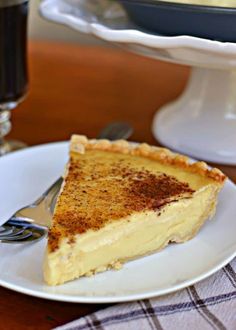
xmin=44 ymin=135 xmax=226 ymax=285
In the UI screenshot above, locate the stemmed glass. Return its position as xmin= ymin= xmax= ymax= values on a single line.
xmin=0 ymin=0 xmax=29 ymax=156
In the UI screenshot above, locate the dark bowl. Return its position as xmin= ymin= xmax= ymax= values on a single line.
xmin=118 ymin=0 xmax=236 ymax=42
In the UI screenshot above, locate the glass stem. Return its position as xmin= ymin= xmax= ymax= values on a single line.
xmin=0 ymin=109 xmax=11 ymax=155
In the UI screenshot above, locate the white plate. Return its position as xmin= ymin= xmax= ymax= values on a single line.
xmin=40 ymin=0 xmax=236 ymax=67
xmin=0 ymin=142 xmax=236 ymax=303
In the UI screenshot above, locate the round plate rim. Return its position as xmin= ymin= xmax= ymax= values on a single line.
xmin=0 ymin=249 xmax=236 ymax=303
xmin=0 ymin=141 xmax=236 ymax=303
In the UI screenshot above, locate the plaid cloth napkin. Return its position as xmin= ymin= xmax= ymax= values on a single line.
xmin=55 ymin=258 xmax=236 ymax=330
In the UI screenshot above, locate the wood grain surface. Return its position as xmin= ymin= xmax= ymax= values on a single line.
xmin=1 ymin=41 xmax=235 ymax=330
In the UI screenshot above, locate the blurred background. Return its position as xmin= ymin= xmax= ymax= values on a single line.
xmin=29 ymin=0 xmax=106 ymax=45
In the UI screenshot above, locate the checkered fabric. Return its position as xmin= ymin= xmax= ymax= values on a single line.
xmin=55 ymin=259 xmax=236 ymax=330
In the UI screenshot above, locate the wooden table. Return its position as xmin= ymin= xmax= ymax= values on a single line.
xmin=1 ymin=41 xmax=235 ymax=330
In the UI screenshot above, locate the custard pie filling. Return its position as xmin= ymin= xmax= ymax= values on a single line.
xmin=44 ymin=136 xmax=226 ymax=285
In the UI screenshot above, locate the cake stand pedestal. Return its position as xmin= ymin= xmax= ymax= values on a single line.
xmin=153 ymin=67 xmax=236 ymax=164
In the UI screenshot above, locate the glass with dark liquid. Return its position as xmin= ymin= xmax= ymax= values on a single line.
xmin=0 ymin=0 xmax=28 ymax=155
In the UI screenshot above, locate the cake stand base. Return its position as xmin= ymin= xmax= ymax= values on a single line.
xmin=152 ymin=67 xmax=236 ymax=165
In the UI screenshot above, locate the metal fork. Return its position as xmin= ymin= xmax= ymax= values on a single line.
xmin=0 ymin=122 xmax=133 ymax=244
xmin=0 ymin=177 xmax=62 ymax=244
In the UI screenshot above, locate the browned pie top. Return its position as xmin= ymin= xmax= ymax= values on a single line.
xmin=48 ymin=149 xmax=198 ymax=252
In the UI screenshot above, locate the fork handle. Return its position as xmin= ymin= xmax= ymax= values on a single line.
xmin=32 ymin=177 xmax=63 ymax=206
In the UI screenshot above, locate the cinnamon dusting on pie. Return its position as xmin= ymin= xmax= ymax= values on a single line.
xmin=48 ymin=155 xmax=195 ymax=252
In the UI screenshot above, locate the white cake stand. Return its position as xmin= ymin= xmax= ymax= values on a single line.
xmin=40 ymin=0 xmax=236 ymax=164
